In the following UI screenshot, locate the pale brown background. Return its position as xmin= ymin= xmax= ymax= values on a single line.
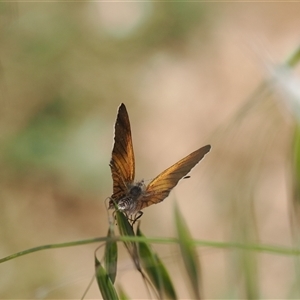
xmin=0 ymin=2 xmax=300 ymax=299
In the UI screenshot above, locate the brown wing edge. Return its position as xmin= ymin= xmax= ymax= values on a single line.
xmin=136 ymin=144 xmax=211 ymax=211
xmin=109 ymin=103 xmax=135 ymax=200
xmin=148 ymin=144 xmax=211 ymax=190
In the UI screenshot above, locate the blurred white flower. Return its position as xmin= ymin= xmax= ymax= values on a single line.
xmin=88 ymin=2 xmax=152 ymax=38
xmin=270 ymin=65 xmax=300 ymax=121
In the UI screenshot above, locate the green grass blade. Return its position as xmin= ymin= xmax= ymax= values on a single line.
xmin=95 ymin=255 xmax=119 ymax=300
xmin=175 ymin=205 xmax=201 ymax=299
xmin=104 ymin=226 xmax=118 ymax=284
xmin=115 ymin=211 xmax=141 ymax=271
xmin=137 ymin=227 xmax=177 ymax=300
xmin=291 ymin=125 xmax=300 ymax=232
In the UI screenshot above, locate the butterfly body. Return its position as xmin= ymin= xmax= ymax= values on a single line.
xmin=109 ymin=180 xmax=146 ymax=215
xmin=109 ymin=103 xmax=211 ymax=220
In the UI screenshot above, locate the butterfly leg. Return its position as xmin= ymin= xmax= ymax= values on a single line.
xmin=132 ymin=211 xmax=143 ymax=226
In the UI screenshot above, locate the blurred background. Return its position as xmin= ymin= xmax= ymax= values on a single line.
xmin=1 ymin=2 xmax=300 ymax=299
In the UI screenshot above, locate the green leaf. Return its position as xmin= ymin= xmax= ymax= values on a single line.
xmin=137 ymin=226 xmax=177 ymax=300
xmin=95 ymin=255 xmax=119 ymax=300
xmin=286 ymin=46 xmax=300 ymax=68
xmin=104 ymin=225 xmax=118 ymax=283
xmin=175 ymin=205 xmax=201 ymax=299
xmin=115 ymin=211 xmax=141 ymax=271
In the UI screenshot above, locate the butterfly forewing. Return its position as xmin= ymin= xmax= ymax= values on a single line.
xmin=110 ymin=103 xmax=135 ymax=200
xmin=136 ymin=145 xmax=211 ymax=211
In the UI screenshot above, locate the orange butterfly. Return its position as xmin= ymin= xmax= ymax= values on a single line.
xmin=109 ymin=103 xmax=211 ymax=221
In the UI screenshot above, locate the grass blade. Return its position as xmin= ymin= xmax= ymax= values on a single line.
xmin=95 ymin=255 xmax=119 ymax=300
xmin=175 ymin=204 xmax=201 ymax=299
xmin=115 ymin=211 xmax=141 ymax=271
xmin=137 ymin=226 xmax=177 ymax=299
xmin=104 ymin=225 xmax=118 ymax=284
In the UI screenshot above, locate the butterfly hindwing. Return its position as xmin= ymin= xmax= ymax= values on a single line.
xmin=136 ymin=145 xmax=211 ymax=211
xmin=110 ymin=103 xmax=135 ymax=200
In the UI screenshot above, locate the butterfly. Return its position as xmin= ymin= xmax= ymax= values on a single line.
xmin=108 ymin=103 xmax=211 ymax=222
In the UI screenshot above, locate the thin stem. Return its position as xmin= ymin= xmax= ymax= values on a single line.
xmin=1 ymin=235 xmax=300 ymax=264
xmin=0 ymin=236 xmax=107 ymax=263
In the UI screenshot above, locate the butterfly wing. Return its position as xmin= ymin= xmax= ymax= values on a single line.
xmin=136 ymin=145 xmax=211 ymax=211
xmin=110 ymin=103 xmax=135 ymax=200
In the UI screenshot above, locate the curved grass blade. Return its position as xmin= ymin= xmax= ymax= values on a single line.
xmin=95 ymin=255 xmax=119 ymax=300
xmin=175 ymin=204 xmax=201 ymax=299
xmin=104 ymin=225 xmax=118 ymax=284
xmin=115 ymin=211 xmax=141 ymax=271
xmin=137 ymin=226 xmax=177 ymax=300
